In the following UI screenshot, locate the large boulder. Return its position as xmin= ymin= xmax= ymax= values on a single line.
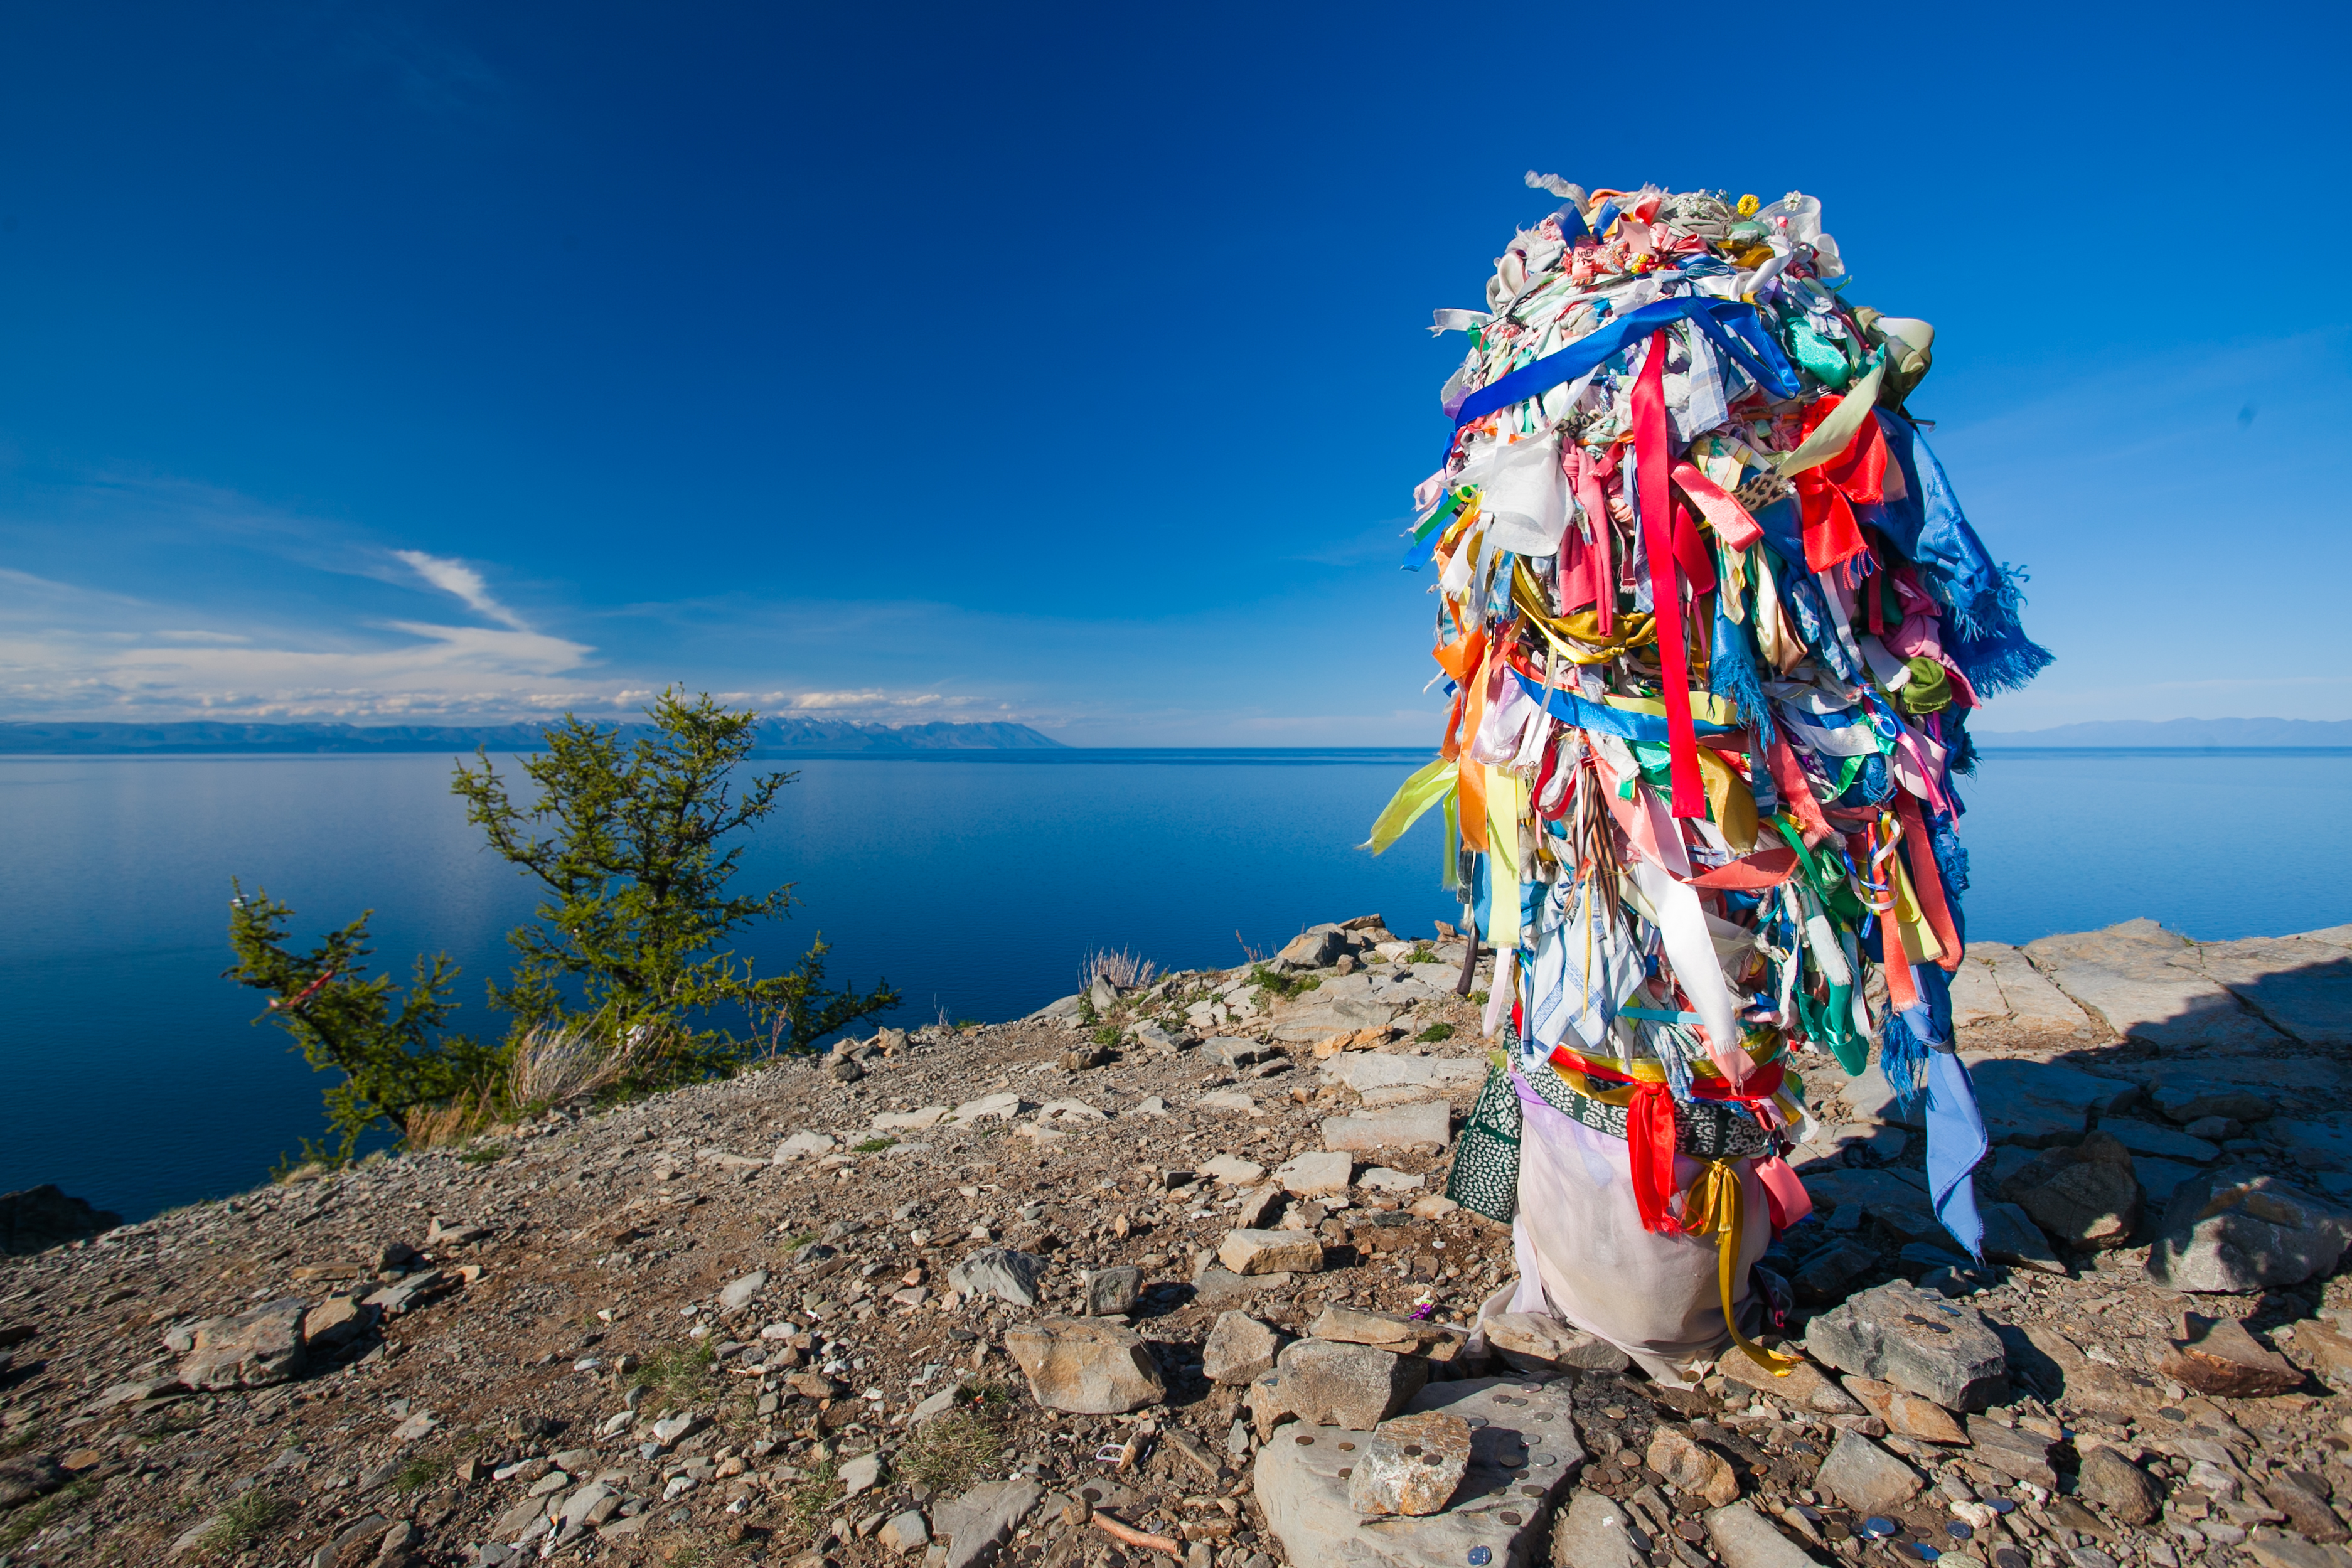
xmin=1202 ymin=1312 xmax=1286 ymax=1385
xmin=2147 ymin=1170 xmax=2352 ymax=1292
xmin=1997 ymin=1132 xmax=2142 ymax=1249
xmin=1277 ymin=927 xmax=1347 ymax=968
xmin=1805 ymin=1281 xmax=2008 ymax=1411
xmin=177 ymin=1298 xmax=309 ymax=1390
xmin=1001 ymin=1318 xmax=1163 ymax=1414
xmin=0 ymin=1185 xmax=121 ymax=1254
xmin=1248 ymin=1339 xmax=1427 ymax=1436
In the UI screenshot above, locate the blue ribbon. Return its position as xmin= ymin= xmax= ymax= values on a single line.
xmin=1512 ymin=670 xmax=1742 ymax=742
xmin=1453 ymin=297 xmax=1800 ymax=430
xmin=1925 ymin=1052 xmax=1989 ymax=1261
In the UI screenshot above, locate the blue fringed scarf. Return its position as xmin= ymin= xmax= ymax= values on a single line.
xmin=1870 ymin=412 xmax=2053 ymax=696
xmin=1707 ymin=595 xmax=1776 ymax=744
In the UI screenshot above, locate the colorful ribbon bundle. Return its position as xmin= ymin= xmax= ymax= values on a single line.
xmin=1372 ymin=180 xmax=2051 ymax=1309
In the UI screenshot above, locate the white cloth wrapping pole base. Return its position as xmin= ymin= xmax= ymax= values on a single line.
xmin=1475 ymin=1082 xmax=1768 ymax=1382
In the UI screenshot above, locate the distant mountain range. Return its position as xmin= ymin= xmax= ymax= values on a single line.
xmin=0 ymin=717 xmax=1065 ymax=754
xmin=1977 ymin=718 xmax=2352 ymax=748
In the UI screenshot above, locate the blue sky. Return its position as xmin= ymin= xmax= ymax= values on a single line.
xmin=1 ymin=2 xmax=2345 ymax=742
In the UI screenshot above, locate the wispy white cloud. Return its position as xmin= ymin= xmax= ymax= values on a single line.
xmin=392 ymin=550 xmax=530 ymax=629
xmin=777 ymin=689 xmax=958 ymax=712
xmin=0 ymin=553 xmax=600 ymax=720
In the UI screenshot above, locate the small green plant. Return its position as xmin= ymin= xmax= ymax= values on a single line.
xmin=1076 ymin=993 xmax=1099 ymax=1026
xmin=777 ymin=1458 xmax=841 ymax=1542
xmin=955 ymin=1018 xmax=982 ymax=1030
xmin=638 ymin=1341 xmax=717 ymax=1404
xmin=1417 ymin=1023 xmax=1455 ymax=1043
xmin=0 ymin=1481 xmax=93 ymax=1553
xmin=459 ymin=1143 xmax=506 ymax=1166
xmin=898 ymin=1407 xmax=1002 ymax=1495
xmin=1248 ymin=965 xmax=1321 ymax=1001
xmin=852 ymin=1136 xmax=897 ymax=1154
xmin=1467 ymin=990 xmax=1488 ymax=1006
xmin=779 ymin=1230 xmax=816 ymax=1250
xmin=1091 ymin=1023 xmax=1121 ymax=1048
xmin=1410 ymin=942 xmax=1440 ymax=964
xmin=393 ymin=1454 xmax=442 ymax=1492
xmin=189 ymin=1488 xmax=290 ymax=1558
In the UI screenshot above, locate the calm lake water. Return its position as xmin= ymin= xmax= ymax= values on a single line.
xmin=3 ymin=747 xmax=2347 ymax=1221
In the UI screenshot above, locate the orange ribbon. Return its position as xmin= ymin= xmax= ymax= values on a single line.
xmin=1895 ymin=792 xmax=1964 ymax=973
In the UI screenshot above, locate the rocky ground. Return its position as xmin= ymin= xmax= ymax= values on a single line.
xmin=1 ymin=915 xmax=2350 ymax=1568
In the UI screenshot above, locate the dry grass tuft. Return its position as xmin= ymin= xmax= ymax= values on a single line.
xmin=1082 ymin=947 xmax=1159 ymax=991
xmin=505 ymin=1020 xmax=667 ymax=1107
xmin=897 ymin=1405 xmax=1004 ymax=1495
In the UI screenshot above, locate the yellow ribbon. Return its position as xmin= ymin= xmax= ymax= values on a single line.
xmin=1682 ymin=1161 xmax=1801 ymax=1375
xmin=1510 ymin=561 xmax=1658 ymax=664
xmin=1362 ymin=757 xmax=1457 ymax=856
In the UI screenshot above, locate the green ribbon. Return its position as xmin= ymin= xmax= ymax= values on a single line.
xmin=1786 ymin=319 xmax=1851 ymax=390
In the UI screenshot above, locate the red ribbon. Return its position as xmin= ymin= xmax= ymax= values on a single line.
xmin=1548 ymin=1047 xmax=1788 ymax=1237
xmin=1631 ymin=330 xmax=1704 ymax=818
xmin=1628 ymin=1081 xmax=1686 ymax=1235
xmin=1792 ymin=395 xmax=1888 ymax=573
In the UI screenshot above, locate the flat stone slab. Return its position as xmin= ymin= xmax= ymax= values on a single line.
xmin=1967 ymin=1057 xmax=2140 ymax=1148
xmin=1323 ymin=1102 xmax=1450 ymax=1153
xmin=2271 ymin=1119 xmax=2352 ymax=1170
xmin=1706 ymin=1501 xmax=1828 ymax=1568
xmin=2135 ymin=1156 xmax=2205 ymax=1212
xmin=933 ymin=1478 xmax=1043 ymax=1568
xmin=1549 ymin=1488 xmax=1648 ymax=1568
xmin=2101 ymin=1118 xmax=2220 ymax=1163
xmin=1320 ymin=1055 xmax=1487 ymax=1105
xmin=1800 ymin=1167 xmax=1933 ymax=1224
xmin=1275 ymin=1150 xmax=1354 ymax=1197
xmin=1252 ymin=1374 xmax=1583 ymax=1568
xmin=1946 ymin=955 xmax=2009 ymax=1029
xmin=1973 ymin=942 xmax=2095 ymax=1033
xmin=1270 ymin=998 xmax=1404 ymax=1043
xmin=1978 ymin=1201 xmax=2066 ymax=1275
xmin=1805 ymin=1280 xmax=2009 ymax=1411
xmin=2024 ymin=919 xmax=2287 ymax=1049
xmin=1991 ymin=1324 xmax=2158 ymax=1425
xmin=2196 ymin=932 xmax=2352 ymax=1046
xmin=1814 ymin=1427 xmax=1923 ymax=1515
xmin=1842 ymin=1052 xmax=2136 ymax=1146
